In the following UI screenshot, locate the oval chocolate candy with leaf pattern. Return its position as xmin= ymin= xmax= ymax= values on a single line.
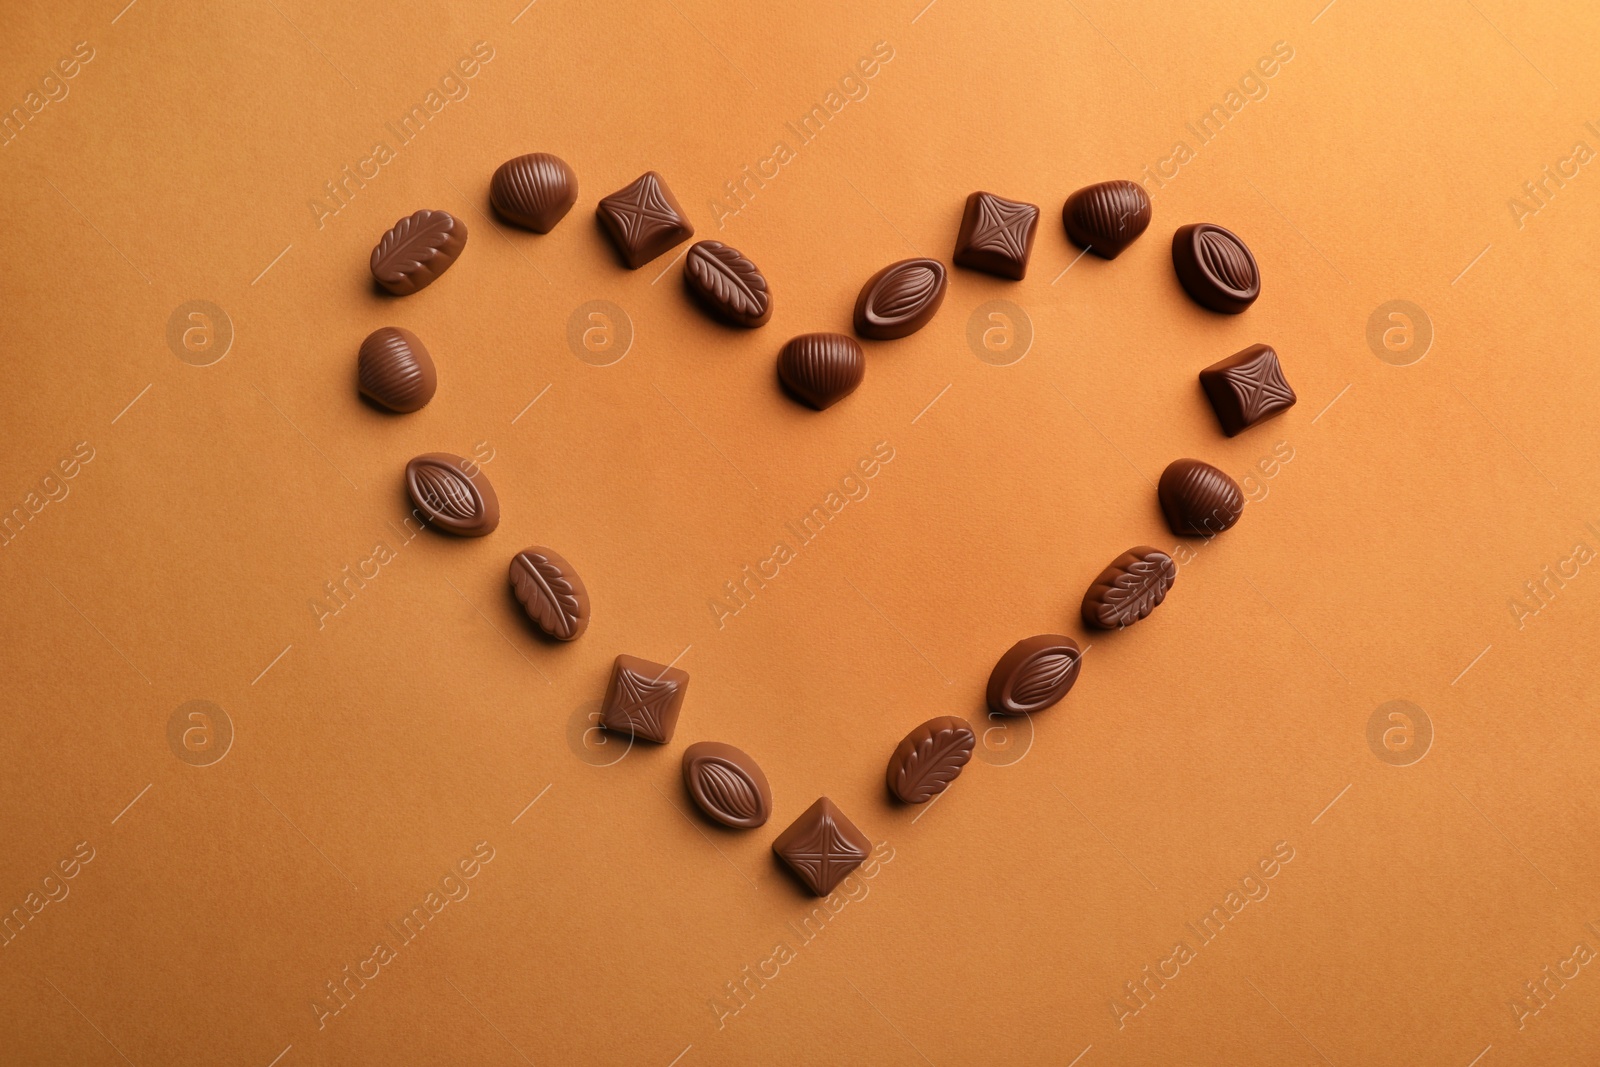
xmin=886 ymin=716 xmax=976 ymax=803
xmin=682 ymin=741 xmax=772 ymax=828
xmin=853 ymin=257 xmax=947 ymax=339
xmin=404 ymin=453 xmax=499 ymax=537
xmin=371 ymin=209 xmax=468 ymax=296
xmin=985 ymin=634 xmax=1082 ymax=716
xmin=509 ymin=546 xmax=589 ymax=641
xmin=1081 ymin=547 xmax=1177 ymax=630
xmin=683 ymin=240 xmax=771 ymax=328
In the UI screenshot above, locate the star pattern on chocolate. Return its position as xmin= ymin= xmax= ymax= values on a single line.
xmin=600 ymin=655 xmax=687 ymax=744
xmin=1222 ymin=348 xmax=1296 ymax=423
xmin=967 ymin=193 xmax=1037 ymax=260
xmin=599 ymin=173 xmax=684 ymax=246
xmin=772 ymin=797 xmax=871 ymax=896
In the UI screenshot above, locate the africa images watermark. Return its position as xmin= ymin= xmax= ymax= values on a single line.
xmin=306 ymin=41 xmax=496 ymax=231
xmin=707 ymin=40 xmax=896 ymax=230
xmin=707 ymin=440 xmax=895 ymax=630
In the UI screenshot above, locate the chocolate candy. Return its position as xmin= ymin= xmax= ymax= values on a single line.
xmin=853 ymin=258 xmax=947 ymax=339
xmin=596 ymin=171 xmax=693 ymax=269
xmin=885 ymin=716 xmax=976 ymax=804
xmin=777 ymin=333 xmax=864 ymax=410
xmin=1199 ymin=344 xmax=1296 ymax=436
xmin=1062 ymin=180 xmax=1152 ymax=259
xmin=682 ymin=742 xmax=772 ymax=828
xmin=404 ymin=453 xmax=499 ymax=537
xmin=772 ymin=797 xmax=871 ymax=896
xmin=1158 ymin=459 xmax=1244 ymax=536
xmin=358 ymin=327 xmax=436 ymax=413
xmin=683 ymin=240 xmax=771 ymax=327
xmin=1082 ymin=547 xmax=1177 ymax=630
xmin=600 ymin=654 xmax=687 ymax=744
xmin=953 ymin=191 xmax=1040 ymax=280
xmin=371 ymin=209 xmax=467 ymax=295
xmin=1172 ymin=223 xmax=1259 ymax=313
xmin=490 ymin=152 xmax=578 ymax=233
xmin=985 ymin=635 xmax=1081 ymax=715
xmin=509 ymin=546 xmax=589 ymax=641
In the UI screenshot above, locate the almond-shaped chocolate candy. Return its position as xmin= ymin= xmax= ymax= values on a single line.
xmin=404 ymin=453 xmax=499 ymax=537
xmin=772 ymin=797 xmax=871 ymax=896
xmin=683 ymin=240 xmax=771 ymax=327
xmin=853 ymin=258 xmax=947 ymax=340
xmin=490 ymin=152 xmax=578 ymax=233
xmin=954 ymin=191 xmax=1040 ymax=280
xmin=886 ymin=716 xmax=976 ymax=804
xmin=600 ymin=654 xmax=687 ymax=744
xmin=777 ymin=333 xmax=863 ymax=411
xmin=1172 ymin=223 xmax=1259 ymax=313
xmin=371 ymin=209 xmax=468 ymax=295
xmin=682 ymin=742 xmax=772 ymax=829
xmin=1199 ymin=343 xmax=1296 ymax=436
xmin=596 ymin=171 xmax=693 ymax=269
xmin=1063 ymin=180 xmax=1152 ymax=259
xmin=509 ymin=546 xmax=589 ymax=641
xmin=986 ymin=634 xmax=1082 ymax=715
xmin=1082 ymin=547 xmax=1176 ymax=630
xmin=1158 ymin=459 xmax=1244 ymax=536
xmin=358 ymin=327 xmax=436 ymax=413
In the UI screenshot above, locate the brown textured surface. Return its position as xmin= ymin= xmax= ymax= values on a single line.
xmin=10 ymin=6 xmax=1600 ymax=1066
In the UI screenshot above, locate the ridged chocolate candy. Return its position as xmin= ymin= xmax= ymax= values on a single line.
xmin=1158 ymin=459 xmax=1244 ymax=536
xmin=853 ymin=258 xmax=947 ymax=339
xmin=1172 ymin=223 xmax=1259 ymax=313
xmin=1081 ymin=547 xmax=1177 ymax=630
xmin=886 ymin=716 xmax=976 ymax=804
xmin=358 ymin=327 xmax=436 ymax=413
xmin=777 ymin=333 xmax=864 ymax=410
xmin=683 ymin=240 xmax=771 ymax=327
xmin=986 ymin=634 xmax=1082 ymax=715
xmin=509 ymin=546 xmax=589 ymax=641
xmin=1062 ymin=180 xmax=1152 ymax=259
xmin=404 ymin=453 xmax=499 ymax=537
xmin=682 ymin=742 xmax=771 ymax=828
xmin=490 ymin=152 xmax=578 ymax=233
xmin=371 ymin=209 xmax=467 ymax=296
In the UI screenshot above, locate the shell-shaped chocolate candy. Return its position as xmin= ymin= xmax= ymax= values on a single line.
xmin=1063 ymin=180 xmax=1152 ymax=259
xmin=684 ymin=240 xmax=771 ymax=327
xmin=886 ymin=716 xmax=976 ymax=804
xmin=1172 ymin=223 xmax=1259 ymax=313
xmin=853 ymin=258 xmax=948 ymax=340
xmin=1082 ymin=547 xmax=1176 ymax=630
xmin=1158 ymin=459 xmax=1244 ymax=537
xmin=509 ymin=546 xmax=589 ymax=640
xmin=371 ymin=209 xmax=468 ymax=295
xmin=986 ymin=634 xmax=1082 ymax=716
xmin=490 ymin=153 xmax=578 ymax=233
xmin=404 ymin=453 xmax=499 ymax=537
xmin=682 ymin=742 xmax=772 ymax=829
xmin=357 ymin=327 xmax=437 ymax=413
xmin=777 ymin=333 xmax=864 ymax=410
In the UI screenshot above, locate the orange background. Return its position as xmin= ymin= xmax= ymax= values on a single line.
xmin=3 ymin=1 xmax=1599 ymax=1064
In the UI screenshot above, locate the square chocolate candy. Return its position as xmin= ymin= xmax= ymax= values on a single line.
xmin=953 ymin=191 xmax=1040 ymax=280
xmin=596 ymin=171 xmax=694 ymax=269
xmin=771 ymin=797 xmax=871 ymax=896
xmin=599 ymin=654 xmax=688 ymax=744
xmin=1199 ymin=343 xmax=1296 ymax=436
